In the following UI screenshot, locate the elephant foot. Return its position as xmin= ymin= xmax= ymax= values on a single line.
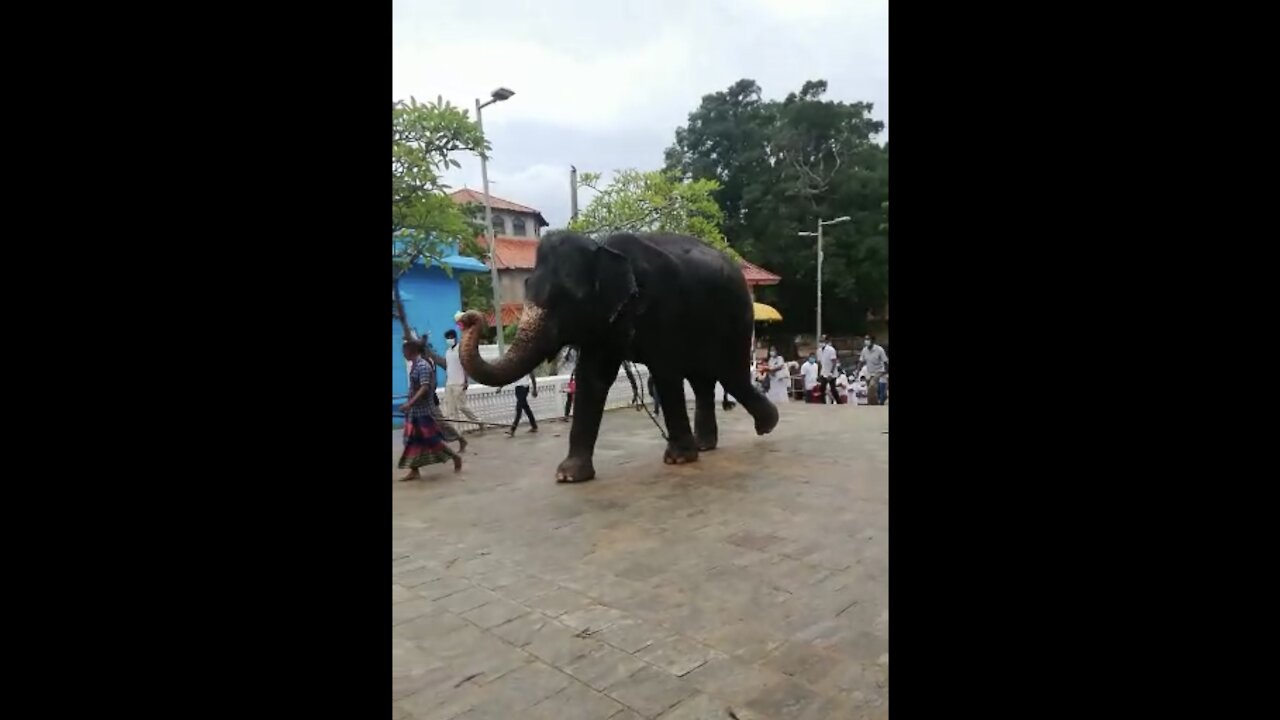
xmin=663 ymin=441 xmax=700 ymax=465
xmin=696 ymin=434 xmax=718 ymax=452
xmin=555 ymin=456 xmax=596 ymax=484
xmin=753 ymin=402 xmax=780 ymax=436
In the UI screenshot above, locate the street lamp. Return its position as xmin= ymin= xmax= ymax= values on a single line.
xmin=476 ymin=87 xmax=515 ymax=354
xmin=798 ymin=215 xmax=851 ymax=344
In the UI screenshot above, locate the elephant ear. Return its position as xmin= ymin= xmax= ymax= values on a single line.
xmin=595 ymin=244 xmax=637 ymax=323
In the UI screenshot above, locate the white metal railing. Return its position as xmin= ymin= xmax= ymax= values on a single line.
xmin=394 ymin=362 xmax=736 ymax=428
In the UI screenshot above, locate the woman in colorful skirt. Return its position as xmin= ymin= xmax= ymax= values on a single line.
xmin=398 ymin=340 xmax=463 ymax=481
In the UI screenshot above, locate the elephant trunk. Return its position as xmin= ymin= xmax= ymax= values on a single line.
xmin=457 ymin=304 xmax=556 ymax=387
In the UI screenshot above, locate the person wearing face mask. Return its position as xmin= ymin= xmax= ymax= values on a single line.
xmin=817 ymin=335 xmax=841 ymax=405
xmin=859 ymin=334 xmax=889 ymax=405
xmin=835 ymin=368 xmax=851 ymax=404
xmin=442 ymin=329 xmax=483 ymax=430
xmin=765 ymin=346 xmax=789 ymax=403
xmin=851 ymin=373 xmax=869 ymax=405
xmin=800 ymin=353 xmax=820 ymax=402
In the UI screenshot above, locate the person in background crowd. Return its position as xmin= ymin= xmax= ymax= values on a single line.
xmin=852 ymin=373 xmax=869 ymax=405
xmin=441 ymin=329 xmax=482 ymax=433
xmin=835 ymin=369 xmax=850 ymax=404
xmin=558 ymin=345 xmax=578 ymax=376
xmin=501 ymin=372 xmax=539 ymax=436
xmin=817 ymin=334 xmax=841 ymax=405
xmin=765 ymin=346 xmax=790 ymax=403
xmin=801 ymin=353 xmax=819 ymax=402
xmin=754 ymin=360 xmax=769 ymax=394
xmin=879 ymin=372 xmax=889 ymax=405
xmin=859 ymin=334 xmax=889 ymax=405
xmin=398 ymin=339 xmax=463 ymax=480
xmin=563 ymin=371 xmax=576 ymax=421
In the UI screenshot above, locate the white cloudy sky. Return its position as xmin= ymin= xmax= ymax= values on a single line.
xmin=393 ymin=0 xmax=887 ymax=229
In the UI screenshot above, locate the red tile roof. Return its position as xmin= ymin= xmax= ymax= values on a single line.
xmin=468 ymin=235 xmax=781 ymax=288
xmin=740 ymin=259 xmax=781 ymax=286
xmin=449 ymin=189 xmax=549 ymax=226
xmin=474 ymin=235 xmax=539 ymax=270
xmin=483 ymin=303 xmax=525 ymax=327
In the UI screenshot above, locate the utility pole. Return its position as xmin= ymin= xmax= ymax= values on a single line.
xmin=569 ymin=165 xmax=579 ymax=222
xmin=475 ymin=87 xmax=515 ymax=354
xmin=798 ymin=215 xmax=851 ymax=345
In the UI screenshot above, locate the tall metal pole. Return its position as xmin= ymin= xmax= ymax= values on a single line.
xmin=569 ymin=165 xmax=579 ymax=221
xmin=801 ymin=217 xmax=847 ymax=348
xmin=477 ymin=98 xmax=505 ymax=355
xmin=816 ymin=220 xmax=824 ymax=344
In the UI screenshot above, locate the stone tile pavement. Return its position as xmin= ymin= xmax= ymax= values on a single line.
xmin=392 ymin=401 xmax=888 ymax=720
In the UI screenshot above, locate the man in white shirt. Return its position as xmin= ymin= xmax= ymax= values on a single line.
xmin=817 ymin=335 xmax=841 ymax=405
xmin=859 ymin=334 xmax=889 ymax=405
xmin=800 ymin=354 xmax=819 ymax=401
xmin=442 ymin=329 xmax=483 ymax=429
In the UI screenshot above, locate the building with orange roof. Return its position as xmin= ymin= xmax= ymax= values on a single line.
xmin=448 ymin=189 xmax=781 ymax=322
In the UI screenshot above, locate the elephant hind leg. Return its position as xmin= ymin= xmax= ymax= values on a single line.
xmin=719 ymin=370 xmax=779 ymax=436
xmin=689 ymin=376 xmax=718 ymax=451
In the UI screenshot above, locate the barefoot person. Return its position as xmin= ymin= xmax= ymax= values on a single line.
xmin=422 ymin=337 xmax=467 ymax=454
xmin=398 ymin=340 xmax=462 ymax=480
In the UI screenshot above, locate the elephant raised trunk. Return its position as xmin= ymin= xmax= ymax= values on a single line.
xmin=456 ymin=304 xmax=556 ymax=387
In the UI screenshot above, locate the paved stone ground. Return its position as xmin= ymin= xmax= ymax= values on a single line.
xmin=392 ymin=402 xmax=888 ymax=720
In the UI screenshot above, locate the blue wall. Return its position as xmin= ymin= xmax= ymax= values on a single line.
xmin=392 ymin=264 xmax=470 ymax=415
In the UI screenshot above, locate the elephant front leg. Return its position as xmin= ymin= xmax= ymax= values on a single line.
xmin=655 ymin=375 xmax=698 ymax=464
xmin=689 ymin=377 xmax=718 ymax=451
xmin=555 ymin=352 xmax=619 ymax=483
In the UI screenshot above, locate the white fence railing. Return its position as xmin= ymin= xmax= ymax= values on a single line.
xmin=394 ymin=363 xmax=734 ymax=428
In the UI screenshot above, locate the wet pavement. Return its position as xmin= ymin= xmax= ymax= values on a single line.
xmin=392 ymin=401 xmax=888 ymax=720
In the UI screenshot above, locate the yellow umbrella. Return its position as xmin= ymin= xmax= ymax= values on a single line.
xmin=753 ymin=302 xmax=782 ymax=322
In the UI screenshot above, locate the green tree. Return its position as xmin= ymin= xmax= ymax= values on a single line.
xmin=566 ymin=169 xmax=738 ymax=258
xmin=665 ymin=79 xmax=888 ymax=335
xmin=392 ymin=96 xmax=488 ymax=340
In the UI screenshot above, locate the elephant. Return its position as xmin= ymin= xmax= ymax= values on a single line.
xmin=457 ymin=230 xmax=779 ymax=483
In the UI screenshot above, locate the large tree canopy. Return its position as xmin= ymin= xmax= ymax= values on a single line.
xmin=391 ymin=97 xmax=488 ymax=338
xmin=665 ymin=79 xmax=888 ymax=336
xmin=566 ymin=169 xmax=737 ymax=258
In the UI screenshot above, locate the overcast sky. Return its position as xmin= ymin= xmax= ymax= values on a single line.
xmin=393 ymin=0 xmax=887 ymax=229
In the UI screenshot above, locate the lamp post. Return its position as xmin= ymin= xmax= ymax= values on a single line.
xmin=476 ymin=87 xmax=515 ymax=354
xmin=798 ymin=215 xmax=850 ymax=344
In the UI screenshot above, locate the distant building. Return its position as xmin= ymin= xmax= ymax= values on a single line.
xmin=449 ymin=188 xmax=548 ymax=240
xmin=448 ymin=188 xmax=782 ymax=328
xmin=449 ymin=189 xmax=547 ymax=318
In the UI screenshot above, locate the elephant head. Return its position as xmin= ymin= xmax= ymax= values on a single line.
xmin=457 ymin=231 xmax=637 ymax=387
